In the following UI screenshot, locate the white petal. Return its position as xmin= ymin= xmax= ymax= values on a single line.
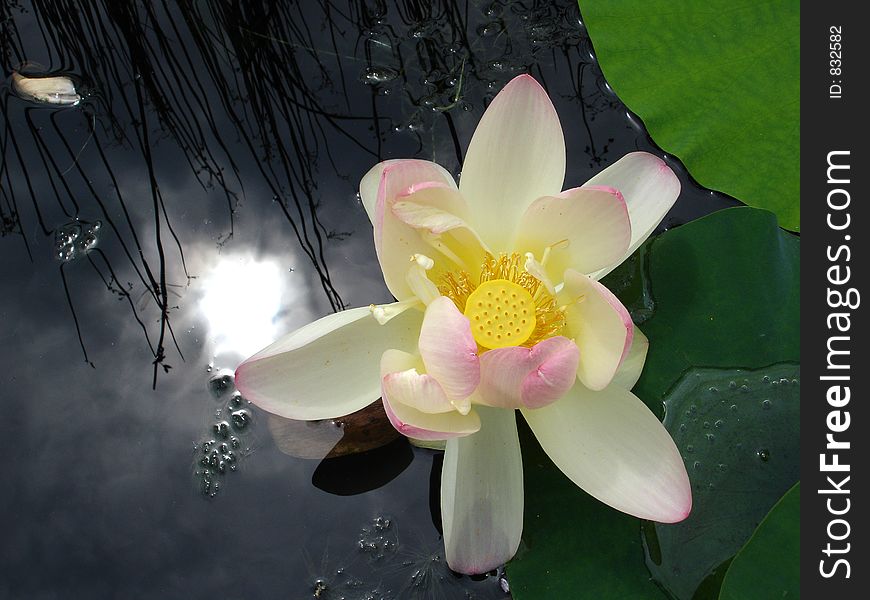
xmin=610 ymin=326 xmax=648 ymax=390
xmin=380 ymin=347 xmax=454 ymax=414
xmin=513 ymin=186 xmax=631 ymax=280
xmin=392 ymin=182 xmax=471 ymax=233
xmin=584 ymin=152 xmax=680 ymax=278
xmin=392 ymin=183 xmax=490 ymax=277
xmin=373 ymin=161 xmax=459 ymax=299
xmin=522 ymin=384 xmax=692 ymax=523
xmin=359 ymin=159 xmax=455 ymax=225
xmin=235 ymin=305 xmax=422 ymax=420
xmin=562 ymin=270 xmax=633 ymax=391
xmin=380 ymin=349 xmax=481 ymax=437
xmin=441 ymin=406 xmax=524 ymax=574
xmin=459 ymin=75 xmax=566 ymax=253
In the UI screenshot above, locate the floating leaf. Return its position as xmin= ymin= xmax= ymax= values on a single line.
xmin=719 ymin=482 xmax=800 ymax=600
xmin=647 ymin=364 xmax=799 ymax=599
xmin=581 ymin=1 xmax=800 ymax=231
xmin=626 ymin=207 xmax=800 ymax=415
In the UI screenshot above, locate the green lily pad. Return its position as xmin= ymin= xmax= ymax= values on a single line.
xmin=646 ymin=363 xmax=799 ymax=599
xmin=508 ymin=208 xmax=799 ymax=597
xmin=719 ymin=482 xmax=800 ymax=600
xmin=581 ymin=0 xmax=800 ymax=231
xmin=628 ymin=207 xmax=800 ymax=415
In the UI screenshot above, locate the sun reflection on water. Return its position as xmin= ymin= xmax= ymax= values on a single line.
xmin=199 ymin=257 xmax=285 ymax=360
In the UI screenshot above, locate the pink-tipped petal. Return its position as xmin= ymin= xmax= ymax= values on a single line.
xmin=514 ymin=186 xmax=631 ymax=280
xmin=610 ymin=326 xmax=649 ymax=390
xmin=373 ymin=161 xmax=458 ymax=300
xmin=584 ymin=152 xmax=681 ymax=278
xmin=441 ymin=406 xmax=524 ymax=574
xmin=459 ymin=75 xmax=566 ymax=253
xmin=561 ymin=269 xmax=633 ymax=391
xmin=382 ymin=370 xmax=454 ymax=414
xmin=478 ymin=336 xmax=579 ymax=409
xmin=392 ymin=181 xmax=471 ymax=234
xmin=522 ymin=383 xmax=692 ymax=523
xmin=418 ymin=297 xmax=480 ymax=403
xmin=392 ymin=183 xmax=490 ymax=272
xmin=380 ymin=349 xmax=481 ymax=439
xmin=235 ymin=305 xmax=422 ymax=420
xmin=381 ymin=395 xmax=481 ymax=440
xmin=359 ymin=159 xmax=404 ymax=223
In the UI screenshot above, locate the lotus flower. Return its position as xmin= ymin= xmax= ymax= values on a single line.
xmin=235 ymin=75 xmax=691 ymax=574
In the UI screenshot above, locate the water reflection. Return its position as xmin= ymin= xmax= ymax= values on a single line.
xmin=199 ymin=256 xmax=285 ymax=359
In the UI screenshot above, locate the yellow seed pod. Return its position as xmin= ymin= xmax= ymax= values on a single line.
xmin=463 ymin=279 xmax=535 ymax=349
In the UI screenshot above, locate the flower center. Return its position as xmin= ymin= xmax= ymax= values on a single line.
xmin=464 ymin=279 xmax=536 ymax=349
xmin=437 ymin=252 xmax=567 ymax=351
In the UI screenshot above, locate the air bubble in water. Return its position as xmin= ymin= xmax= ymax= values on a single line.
xmin=53 ymin=220 xmax=101 ymax=262
xmin=208 ymin=369 xmax=234 ymax=397
xmin=231 ymin=410 xmax=250 ymax=430
xmin=363 ymin=67 xmax=398 ymax=84
xmin=213 ymin=421 xmax=230 ymax=439
xmin=228 ymin=391 xmax=244 ymax=409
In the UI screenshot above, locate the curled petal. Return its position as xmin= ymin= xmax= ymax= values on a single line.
xmin=235 ymin=305 xmax=422 ymax=420
xmin=393 ymin=183 xmax=489 ymax=276
xmin=561 ymin=269 xmax=633 ymax=391
xmin=382 ymin=370 xmax=454 ymax=415
xmin=392 ymin=182 xmax=471 ymax=233
xmin=373 ymin=161 xmax=459 ymax=300
xmin=360 ymin=159 xmax=455 ymax=225
xmin=382 ymin=396 xmax=481 ymax=440
xmin=584 ymin=152 xmax=680 ymax=278
xmin=610 ymin=326 xmax=649 ymax=390
xmin=522 ymin=384 xmax=692 ymax=523
xmin=442 ymin=407 xmax=524 ymax=574
xmin=478 ymin=337 xmax=579 ymax=409
xmin=380 ymin=349 xmax=481 ymax=439
xmin=418 ymin=297 xmax=480 ymax=407
xmin=514 ymin=186 xmax=631 ymax=281
xmin=459 ymin=75 xmax=566 ymax=253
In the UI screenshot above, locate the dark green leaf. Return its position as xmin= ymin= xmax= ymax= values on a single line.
xmin=648 ymin=363 xmax=799 ymax=599
xmin=626 ymin=207 xmax=800 ymax=414
xmin=719 ymin=482 xmax=800 ymax=600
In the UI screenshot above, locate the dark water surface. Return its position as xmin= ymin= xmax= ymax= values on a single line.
xmin=0 ymin=1 xmax=739 ymax=597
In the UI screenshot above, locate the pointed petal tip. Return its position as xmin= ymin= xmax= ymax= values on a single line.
xmin=623 ymin=151 xmax=681 ymax=191
xmin=653 ymin=489 xmax=693 ymax=524
xmin=659 ymin=468 xmax=693 ymax=523
xmin=497 ymin=73 xmax=554 ymax=109
xmin=448 ymin=554 xmax=510 ymax=576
